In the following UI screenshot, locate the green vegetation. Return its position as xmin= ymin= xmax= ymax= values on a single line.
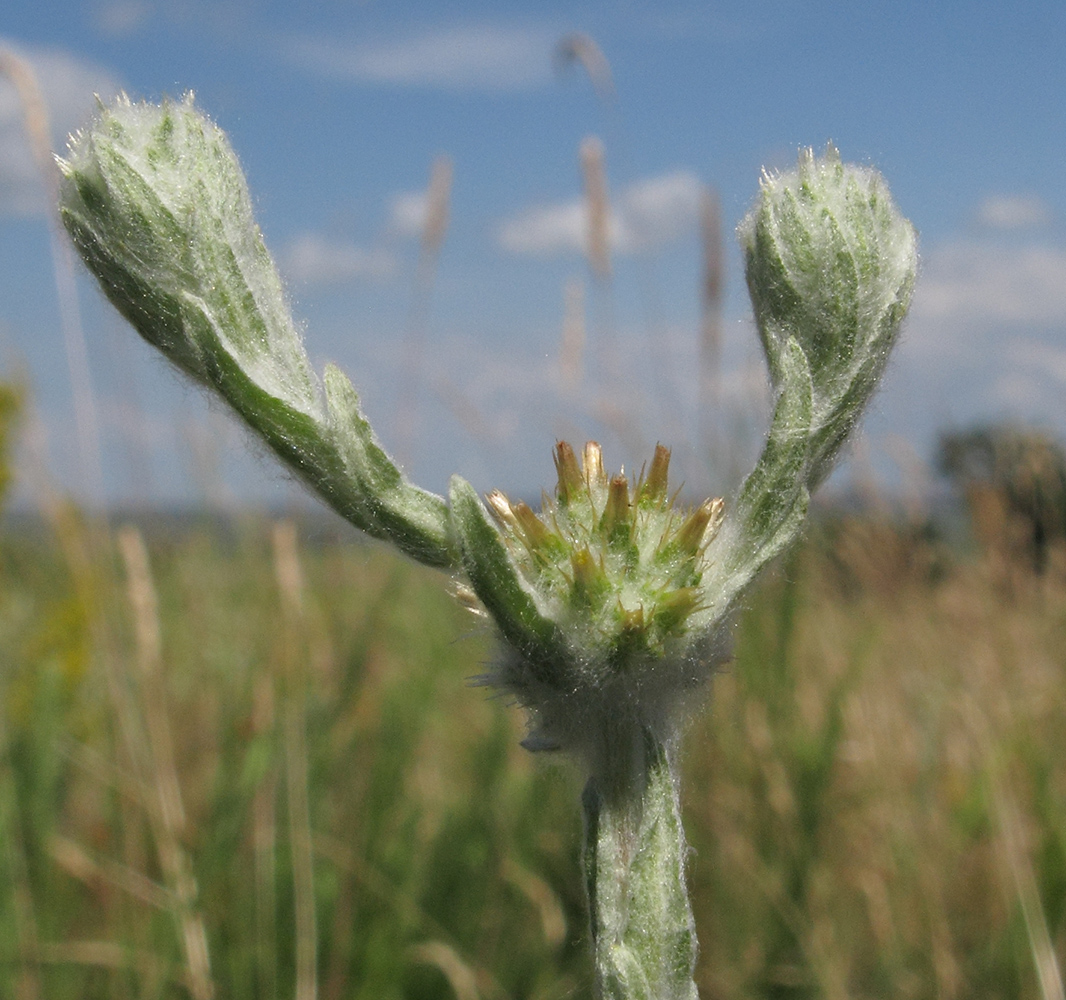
xmin=0 ymin=511 xmax=589 ymax=1000
xmin=0 ymin=383 xmax=20 ymax=506
xmin=0 ymin=507 xmax=1063 ymax=999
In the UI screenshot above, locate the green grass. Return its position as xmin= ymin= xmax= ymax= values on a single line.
xmin=0 ymin=507 xmax=1064 ymax=998
xmin=0 ymin=510 xmax=589 ymax=1000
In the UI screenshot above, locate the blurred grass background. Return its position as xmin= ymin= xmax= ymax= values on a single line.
xmin=0 ymin=412 xmax=1065 ymax=999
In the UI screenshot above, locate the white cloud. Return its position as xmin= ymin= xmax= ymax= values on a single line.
xmin=498 ymin=170 xmax=704 ymax=257
xmin=618 ymin=171 xmax=705 ymax=248
xmin=397 ymin=317 xmax=771 ymax=500
xmin=498 ymin=199 xmax=589 ymax=255
xmin=389 ymin=190 xmax=428 ymax=239
xmin=910 ymin=240 xmax=1066 ymax=329
xmin=976 ymin=194 xmax=1052 ymax=230
xmin=0 ymin=40 xmax=123 ymax=216
xmin=281 ymin=233 xmax=397 ymax=286
xmin=881 ymin=236 xmax=1066 ymax=449
xmin=285 ymin=25 xmax=555 ymax=91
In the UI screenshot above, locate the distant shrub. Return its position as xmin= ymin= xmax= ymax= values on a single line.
xmin=937 ymin=423 xmax=1066 ymax=571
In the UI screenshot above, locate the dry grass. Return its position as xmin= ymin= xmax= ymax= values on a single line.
xmin=687 ymin=518 xmax=1066 ymax=999
xmin=580 ymin=136 xmax=612 ymax=282
xmin=0 ymin=504 xmax=1064 ymax=998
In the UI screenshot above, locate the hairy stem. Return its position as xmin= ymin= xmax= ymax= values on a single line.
xmin=583 ymin=728 xmax=698 ymax=1000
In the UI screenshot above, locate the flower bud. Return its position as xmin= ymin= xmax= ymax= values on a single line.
xmin=583 ymin=441 xmax=607 ymax=492
xmin=600 ymin=474 xmax=633 ymax=548
xmin=59 ymin=94 xmax=455 ymax=568
xmin=58 ymin=93 xmax=318 ymax=418
xmin=553 ymin=440 xmax=583 ymax=504
xmin=636 ymin=444 xmax=671 ymax=508
xmin=739 ymin=144 xmax=917 ymax=486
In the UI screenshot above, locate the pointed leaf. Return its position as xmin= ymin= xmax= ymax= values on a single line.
xmin=448 ymin=476 xmax=566 ymax=675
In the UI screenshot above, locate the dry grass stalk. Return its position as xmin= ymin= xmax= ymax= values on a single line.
xmin=699 ymin=185 xmax=723 ymax=378
xmin=501 ymin=857 xmax=567 ymax=947
xmin=0 ymin=48 xmax=104 ymax=505
xmin=580 ymin=135 xmax=612 ymax=281
xmin=420 ymin=154 xmax=453 ymax=258
xmin=118 ymin=527 xmax=184 ymax=832
xmin=118 ymin=525 xmax=215 ymax=1000
xmin=408 ymin=941 xmax=481 ymax=1000
xmin=49 ymin=834 xmax=173 ymax=912
xmin=699 ymin=185 xmax=724 ymax=469
xmin=558 ymin=276 xmax=586 ymax=392
xmin=0 ymin=51 xmax=51 ymax=172
xmin=396 ymin=154 xmax=454 ymax=466
xmin=33 ymin=940 xmax=167 ymax=994
xmin=555 ymin=33 xmax=616 ymax=104
xmin=61 ymin=735 xmax=148 ymax=807
xmin=994 ymin=784 xmax=1065 ymax=1000
xmin=272 ymin=520 xmax=319 ymax=1000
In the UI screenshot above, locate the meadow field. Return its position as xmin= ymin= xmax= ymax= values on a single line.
xmin=0 ymin=493 xmax=1063 ymax=1000
xmin=2 ymin=18 xmax=1064 ymax=999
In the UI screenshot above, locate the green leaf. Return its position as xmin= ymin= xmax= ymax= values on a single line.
xmin=448 ymin=476 xmax=566 ymax=681
xmin=702 ymin=337 xmax=812 ymax=622
xmin=60 ymin=95 xmax=319 ymax=417
xmin=59 ymin=94 xmax=457 ymax=570
xmin=738 ymin=145 xmax=916 ymax=493
xmin=324 ymin=365 xmax=453 ymax=568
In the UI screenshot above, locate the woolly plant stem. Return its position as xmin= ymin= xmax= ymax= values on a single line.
xmin=583 ymin=726 xmax=698 ymax=1000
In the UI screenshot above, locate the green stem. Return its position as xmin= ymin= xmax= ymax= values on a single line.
xmin=583 ymin=728 xmax=699 ymax=1000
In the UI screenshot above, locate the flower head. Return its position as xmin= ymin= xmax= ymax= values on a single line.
xmin=452 ymin=442 xmax=730 ymax=773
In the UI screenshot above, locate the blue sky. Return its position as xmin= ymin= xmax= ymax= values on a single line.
xmin=2 ymin=0 xmax=1065 ymax=511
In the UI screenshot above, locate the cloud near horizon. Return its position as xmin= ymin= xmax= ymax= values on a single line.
xmin=910 ymin=239 xmax=1066 ymax=331
xmin=885 ymin=232 xmax=1066 ymax=445
xmin=497 ymin=170 xmax=705 ymax=256
xmin=280 ymin=232 xmax=397 ymax=286
xmin=975 ymin=193 xmax=1052 ymax=230
xmin=284 ymin=25 xmax=557 ymax=91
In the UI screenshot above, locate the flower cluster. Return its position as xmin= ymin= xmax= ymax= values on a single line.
xmin=473 ymin=440 xmax=729 ymax=766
